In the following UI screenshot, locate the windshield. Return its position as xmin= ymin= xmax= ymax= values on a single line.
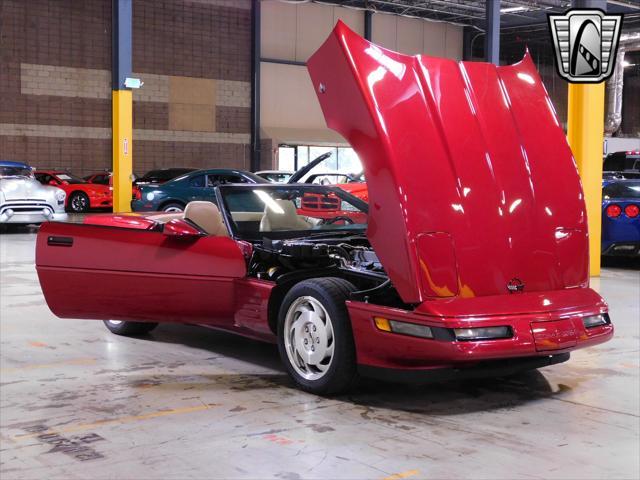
xmin=261 ymin=172 xmax=292 ymax=183
xmin=603 ymin=181 xmax=640 ymax=199
xmin=0 ymin=166 xmax=33 ymax=179
xmin=218 ymin=185 xmax=368 ymax=240
xmin=55 ymin=173 xmax=86 ymax=184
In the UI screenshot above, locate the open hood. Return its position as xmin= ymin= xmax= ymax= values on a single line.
xmin=307 ymin=22 xmax=589 ymax=304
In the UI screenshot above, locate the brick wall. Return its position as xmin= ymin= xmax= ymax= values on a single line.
xmin=0 ymin=0 xmax=253 ymax=176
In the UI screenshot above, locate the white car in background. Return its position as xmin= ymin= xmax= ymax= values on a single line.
xmin=0 ymin=161 xmax=67 ymax=225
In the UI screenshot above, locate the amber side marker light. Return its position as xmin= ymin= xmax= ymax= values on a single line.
xmin=374 ymin=317 xmax=434 ymax=339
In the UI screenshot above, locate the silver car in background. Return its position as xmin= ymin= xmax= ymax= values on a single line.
xmin=0 ymin=161 xmax=67 ymax=224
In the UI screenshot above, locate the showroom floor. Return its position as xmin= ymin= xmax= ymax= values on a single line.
xmin=0 ymin=226 xmax=638 ymax=480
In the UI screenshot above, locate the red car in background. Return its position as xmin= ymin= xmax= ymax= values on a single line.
xmin=83 ymin=171 xmax=112 ymax=186
xmin=35 ymin=170 xmax=112 ymax=213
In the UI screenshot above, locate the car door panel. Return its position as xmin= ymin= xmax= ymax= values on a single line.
xmin=36 ymin=222 xmax=246 ymax=325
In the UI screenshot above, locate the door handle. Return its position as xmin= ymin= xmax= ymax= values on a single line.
xmin=47 ymin=236 xmax=73 ymax=247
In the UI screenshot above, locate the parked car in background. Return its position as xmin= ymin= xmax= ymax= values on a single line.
xmin=603 ymin=150 xmax=640 ymax=179
xmin=255 ymin=170 xmax=294 ymax=183
xmin=0 ymin=161 xmax=67 ymax=225
xmin=132 ymin=168 xmax=268 ymax=212
xmin=602 ymin=176 xmax=640 ymax=256
xmin=134 ymin=168 xmax=197 ymax=188
xmin=288 ymin=152 xmax=369 ymax=205
xmin=84 ymin=171 xmax=112 ymax=185
xmin=35 ymin=170 xmax=112 ymax=213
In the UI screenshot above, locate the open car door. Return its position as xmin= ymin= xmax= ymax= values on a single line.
xmin=36 ymin=219 xmax=246 ymax=325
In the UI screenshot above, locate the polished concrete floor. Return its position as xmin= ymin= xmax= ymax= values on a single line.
xmin=1 ymin=226 xmax=638 ymax=480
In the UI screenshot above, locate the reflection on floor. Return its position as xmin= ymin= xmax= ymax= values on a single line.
xmin=1 ymin=225 xmax=638 ymax=479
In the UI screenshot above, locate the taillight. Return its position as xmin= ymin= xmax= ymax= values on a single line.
xmin=606 ymin=204 xmax=621 ymax=218
xmin=625 ymin=204 xmax=639 ymax=218
xmin=135 ymin=189 xmax=142 ymax=200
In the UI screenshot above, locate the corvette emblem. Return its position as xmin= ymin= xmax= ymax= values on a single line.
xmin=507 ymin=278 xmax=525 ymax=293
xmin=548 ymin=9 xmax=623 ymax=83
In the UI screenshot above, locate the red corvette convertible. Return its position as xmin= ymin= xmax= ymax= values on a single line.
xmin=36 ymin=23 xmax=612 ymax=394
xmin=35 ymin=170 xmax=112 ymax=213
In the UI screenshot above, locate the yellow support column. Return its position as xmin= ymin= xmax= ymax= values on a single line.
xmin=567 ymin=82 xmax=605 ymax=276
xmin=112 ymin=90 xmax=133 ymax=213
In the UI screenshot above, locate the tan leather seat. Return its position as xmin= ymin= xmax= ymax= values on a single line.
xmin=184 ymin=201 xmax=228 ymax=236
xmin=260 ymin=199 xmax=310 ymax=232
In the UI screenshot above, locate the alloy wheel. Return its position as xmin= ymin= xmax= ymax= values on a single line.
xmin=283 ymin=296 xmax=335 ymax=381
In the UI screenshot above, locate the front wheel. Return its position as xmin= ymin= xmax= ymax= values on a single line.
xmin=277 ymin=277 xmax=357 ymax=395
xmin=103 ymin=320 xmax=158 ymax=336
xmin=68 ymin=192 xmax=90 ymax=213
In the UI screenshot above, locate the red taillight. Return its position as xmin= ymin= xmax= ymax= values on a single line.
xmin=134 ymin=189 xmax=141 ymax=200
xmin=606 ymin=204 xmax=621 ymax=218
xmin=625 ymin=204 xmax=639 ymax=218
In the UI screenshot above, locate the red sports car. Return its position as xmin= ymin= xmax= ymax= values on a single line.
xmin=35 ymin=170 xmax=112 ymax=213
xmin=35 ymin=23 xmax=612 ymax=394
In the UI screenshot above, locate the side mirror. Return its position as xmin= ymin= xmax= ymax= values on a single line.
xmin=162 ymin=219 xmax=202 ymax=239
xmin=48 ymin=180 xmax=58 ymax=186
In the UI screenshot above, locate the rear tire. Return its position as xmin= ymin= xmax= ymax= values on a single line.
xmin=277 ymin=277 xmax=358 ymax=395
xmin=103 ymin=320 xmax=158 ymax=336
xmin=161 ymin=202 xmax=185 ymax=213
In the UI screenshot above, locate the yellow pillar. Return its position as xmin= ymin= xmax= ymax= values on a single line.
xmin=567 ymin=82 xmax=605 ymax=276
xmin=112 ymin=90 xmax=133 ymax=213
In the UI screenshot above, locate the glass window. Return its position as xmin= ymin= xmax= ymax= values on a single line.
xmin=278 ymin=146 xmax=295 ymax=171
xmin=189 ymin=175 xmax=205 ymax=188
xmin=218 ymin=185 xmax=368 ymax=240
xmin=603 ymin=182 xmax=640 ymax=199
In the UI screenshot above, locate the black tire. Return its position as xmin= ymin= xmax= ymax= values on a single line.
xmin=161 ymin=202 xmax=185 ymax=213
xmin=68 ymin=191 xmax=90 ymax=213
xmin=277 ymin=277 xmax=358 ymax=395
xmin=103 ymin=320 xmax=158 ymax=336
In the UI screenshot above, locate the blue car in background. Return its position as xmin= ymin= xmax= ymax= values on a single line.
xmin=602 ymin=176 xmax=640 ymax=257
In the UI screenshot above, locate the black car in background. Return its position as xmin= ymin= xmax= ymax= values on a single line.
xmin=604 ymin=151 xmax=640 ymax=179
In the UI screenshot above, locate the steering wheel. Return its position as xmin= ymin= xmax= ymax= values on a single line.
xmin=323 ymin=216 xmax=355 ymax=225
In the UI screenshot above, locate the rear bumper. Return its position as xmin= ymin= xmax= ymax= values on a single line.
xmin=347 ymin=290 xmax=612 ymax=372
xmin=602 ymin=241 xmax=640 ymax=257
xmin=131 ymin=200 xmax=157 ymax=212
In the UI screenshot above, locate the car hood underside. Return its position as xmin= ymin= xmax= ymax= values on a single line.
xmin=307 ymin=21 xmax=589 ymax=304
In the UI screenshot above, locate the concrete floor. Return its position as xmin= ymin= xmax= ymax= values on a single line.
xmin=1 ymin=226 xmax=638 ymax=480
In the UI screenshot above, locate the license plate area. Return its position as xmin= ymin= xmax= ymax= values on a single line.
xmin=531 ymin=319 xmax=578 ymax=352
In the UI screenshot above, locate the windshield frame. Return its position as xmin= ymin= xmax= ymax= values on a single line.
xmin=215 ymin=184 xmax=369 ymax=241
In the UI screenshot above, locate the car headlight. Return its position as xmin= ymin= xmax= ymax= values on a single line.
xmin=55 ymin=190 xmax=66 ymax=201
xmin=453 ymin=326 xmax=512 ymax=341
xmin=146 ymin=192 xmax=155 ymax=201
xmin=583 ymin=313 xmax=609 ymax=328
